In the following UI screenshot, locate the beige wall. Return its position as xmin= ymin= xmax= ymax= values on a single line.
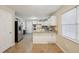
xmin=53 ymin=5 xmax=79 ymax=52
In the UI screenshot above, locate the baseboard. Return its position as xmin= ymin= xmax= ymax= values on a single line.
xmin=2 ymin=43 xmax=15 ymax=53
xmin=56 ymin=43 xmax=67 ymax=53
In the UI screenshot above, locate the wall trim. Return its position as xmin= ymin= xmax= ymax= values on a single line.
xmin=56 ymin=43 xmax=67 ymax=53
xmin=2 ymin=43 xmax=15 ymax=53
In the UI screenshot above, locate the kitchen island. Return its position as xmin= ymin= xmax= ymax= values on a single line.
xmin=33 ymin=32 xmax=56 ymax=44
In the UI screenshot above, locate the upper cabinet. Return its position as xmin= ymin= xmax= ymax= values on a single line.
xmin=48 ymin=16 xmax=56 ymax=26
xmin=32 ymin=16 xmax=56 ymax=26
xmin=43 ymin=16 xmax=56 ymax=26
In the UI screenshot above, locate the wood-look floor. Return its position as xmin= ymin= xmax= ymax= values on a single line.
xmin=4 ymin=34 xmax=63 ymax=53
xmin=4 ymin=34 xmax=33 ymax=53
xmin=32 ymin=44 xmax=63 ymax=53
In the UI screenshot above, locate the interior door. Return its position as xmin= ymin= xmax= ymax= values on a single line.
xmin=0 ymin=9 xmax=14 ymax=52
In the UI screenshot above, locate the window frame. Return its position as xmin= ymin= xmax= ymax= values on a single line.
xmin=61 ymin=7 xmax=79 ymax=44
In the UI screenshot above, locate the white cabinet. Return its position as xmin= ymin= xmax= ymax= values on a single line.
xmin=43 ymin=16 xmax=56 ymax=26
xmin=49 ymin=16 xmax=56 ymax=26
xmin=33 ymin=32 xmax=56 ymax=44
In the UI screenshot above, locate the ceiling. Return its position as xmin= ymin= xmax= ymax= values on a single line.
xmin=7 ymin=5 xmax=62 ymax=20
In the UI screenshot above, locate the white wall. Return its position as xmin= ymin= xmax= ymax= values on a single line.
xmin=0 ymin=6 xmax=15 ymax=52
xmin=26 ymin=21 xmax=33 ymax=33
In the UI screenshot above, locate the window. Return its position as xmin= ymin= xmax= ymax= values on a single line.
xmin=77 ymin=6 xmax=79 ymax=42
xmin=62 ymin=8 xmax=79 ymax=43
